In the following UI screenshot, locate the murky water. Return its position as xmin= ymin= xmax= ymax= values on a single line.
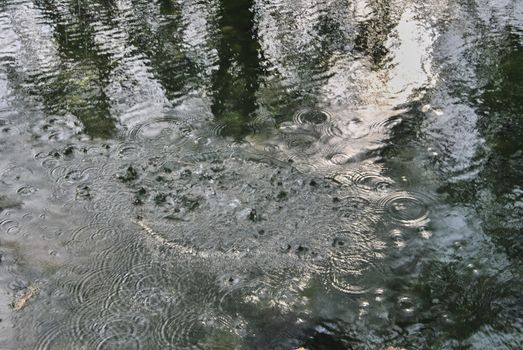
xmin=0 ymin=0 xmax=521 ymax=349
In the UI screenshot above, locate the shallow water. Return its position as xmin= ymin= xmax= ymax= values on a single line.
xmin=0 ymin=0 xmax=522 ymax=349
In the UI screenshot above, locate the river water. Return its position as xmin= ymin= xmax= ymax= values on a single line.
xmin=0 ymin=0 xmax=521 ymax=349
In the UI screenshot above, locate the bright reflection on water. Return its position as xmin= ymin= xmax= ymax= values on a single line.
xmin=0 ymin=0 xmax=522 ymax=349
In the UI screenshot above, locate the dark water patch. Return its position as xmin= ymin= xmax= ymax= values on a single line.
xmin=210 ymin=0 xmax=262 ymax=140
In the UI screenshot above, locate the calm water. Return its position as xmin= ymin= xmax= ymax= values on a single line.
xmin=0 ymin=0 xmax=522 ymax=349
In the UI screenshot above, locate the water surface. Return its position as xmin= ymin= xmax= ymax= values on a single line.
xmin=0 ymin=0 xmax=522 ymax=349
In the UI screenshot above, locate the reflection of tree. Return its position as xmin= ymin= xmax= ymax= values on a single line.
xmin=397 ymin=21 xmax=523 ymax=261
xmin=211 ymin=0 xmax=262 ymax=139
xmin=254 ymin=0 xmax=400 ymax=127
xmin=31 ymin=0 xmax=116 ymax=138
xmin=254 ymin=3 xmax=354 ymax=125
xmin=475 ymin=29 xmax=523 ymax=259
xmin=124 ymin=0 xmax=198 ymax=100
xmin=479 ymin=30 xmax=523 ymax=163
xmin=353 ymin=0 xmax=396 ymax=68
xmin=431 ymin=23 xmax=523 ymax=260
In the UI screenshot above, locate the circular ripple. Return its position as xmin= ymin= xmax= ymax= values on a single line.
xmin=17 ymin=185 xmax=38 ymax=196
xmin=128 ymin=117 xmax=192 ymax=146
xmin=71 ymin=296 xmax=151 ymax=343
xmin=0 ymin=123 xmax=21 ymax=137
xmin=1 ymin=165 xmax=34 ymax=185
xmin=294 ymin=109 xmax=331 ymax=125
xmin=255 ymin=265 xmax=297 ymax=291
xmin=95 ymin=335 xmax=142 ymax=350
xmin=34 ymin=151 xmax=51 ymax=160
xmin=262 ymin=143 xmax=281 ymax=155
xmin=189 ymin=135 xmax=212 ymax=146
xmin=66 ymin=267 xmax=113 ymax=305
xmin=98 ymin=314 xmax=143 ymax=338
xmin=105 ymin=262 xmax=195 ymax=316
xmin=327 ymin=229 xmax=386 ymax=294
xmin=130 ymin=287 xmax=179 ymax=314
xmin=88 ymin=240 xmax=143 ymax=272
xmin=65 ymin=225 xmax=118 ymax=248
xmin=56 ymin=166 xmax=99 ymax=185
xmin=327 ymin=152 xmax=353 ymax=165
xmin=340 ymin=118 xmax=370 ymax=139
xmin=294 ymin=109 xmax=343 ymax=138
xmin=71 ymin=302 xmax=115 ymax=345
xmin=338 ymin=196 xmax=371 ymax=211
xmin=81 ymin=145 xmax=110 ymax=157
xmin=302 ymin=143 xmax=353 ymax=172
xmin=0 ymin=248 xmax=16 ymax=272
xmin=210 ymin=120 xmax=257 ymax=140
xmin=284 ymin=133 xmax=320 ymax=156
xmin=328 ymin=230 xmax=385 ymax=274
xmin=329 ymin=272 xmax=372 ymax=294
xmin=49 ymin=165 xmax=68 ymax=180
xmin=116 ymin=143 xmax=143 ymax=160
xmin=198 ymin=313 xmax=245 ymax=346
xmin=210 ymin=122 xmax=227 ymax=137
xmin=378 ymin=192 xmax=430 ymax=227
xmin=247 ymin=115 xmax=273 ymax=134
xmin=155 ymin=309 xmax=203 ymax=348
xmin=33 ymin=323 xmax=72 ymax=350
xmin=0 ymin=219 xmax=20 ymax=235
xmin=333 ymin=170 xmax=395 ymax=192
xmin=86 ymin=191 xmax=133 ymax=214
xmin=370 ymin=114 xmax=403 ymax=132
xmin=322 ymin=124 xmax=344 ymax=138
xmin=63 ymin=169 xmax=87 ymax=183
xmin=40 ymin=158 xmax=60 ymax=171
xmin=333 ymin=196 xmax=374 ymax=222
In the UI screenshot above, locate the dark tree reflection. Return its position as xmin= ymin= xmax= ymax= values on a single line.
xmin=32 ymin=0 xmax=116 ymax=138
xmin=211 ymin=0 xmax=262 ymax=139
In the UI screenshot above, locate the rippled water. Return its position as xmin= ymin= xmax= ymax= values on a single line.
xmin=0 ymin=0 xmax=522 ymax=349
